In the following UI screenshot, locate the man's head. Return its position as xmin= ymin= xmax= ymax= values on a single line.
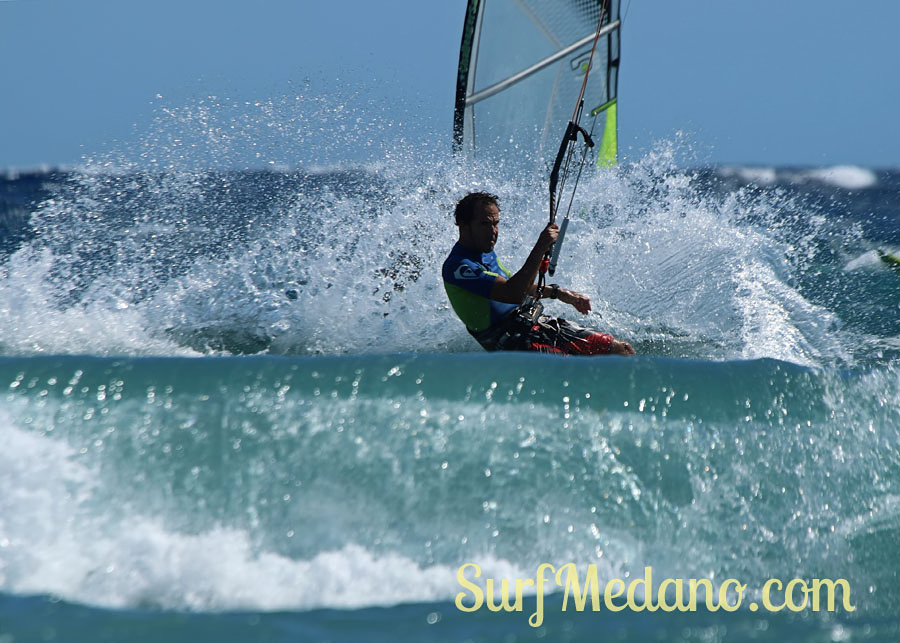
xmin=455 ymin=191 xmax=500 ymax=253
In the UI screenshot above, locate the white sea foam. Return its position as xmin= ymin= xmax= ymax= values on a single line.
xmin=719 ymin=166 xmax=777 ymax=185
xmin=800 ymin=165 xmax=878 ymax=190
xmin=843 ymin=249 xmax=885 ymax=271
xmin=0 ymin=247 xmax=198 ymax=356
xmin=732 ymin=257 xmax=844 ymax=365
xmin=0 ymin=420 xmax=535 ymax=611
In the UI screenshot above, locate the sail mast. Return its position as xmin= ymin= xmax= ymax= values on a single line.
xmin=453 ymin=0 xmax=484 ymax=155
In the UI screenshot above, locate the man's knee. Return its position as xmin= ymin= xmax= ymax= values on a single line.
xmin=585 ymin=332 xmax=614 ymax=354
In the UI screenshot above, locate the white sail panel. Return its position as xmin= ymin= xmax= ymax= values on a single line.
xmin=454 ymin=0 xmax=620 ymax=169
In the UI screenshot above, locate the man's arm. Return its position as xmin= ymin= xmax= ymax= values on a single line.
xmin=489 ymin=223 xmax=592 ymax=314
xmin=489 ymin=223 xmax=558 ymax=304
xmin=531 ymin=284 xmax=592 ymax=314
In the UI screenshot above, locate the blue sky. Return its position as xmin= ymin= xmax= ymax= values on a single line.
xmin=2 ymin=0 xmax=898 ymax=169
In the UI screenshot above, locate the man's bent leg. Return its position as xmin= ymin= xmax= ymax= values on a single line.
xmin=540 ymin=318 xmax=632 ymax=356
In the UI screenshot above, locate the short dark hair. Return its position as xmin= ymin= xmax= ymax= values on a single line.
xmin=454 ymin=191 xmax=499 ymax=226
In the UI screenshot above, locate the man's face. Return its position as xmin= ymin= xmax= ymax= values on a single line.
xmin=466 ymin=204 xmax=500 ymax=253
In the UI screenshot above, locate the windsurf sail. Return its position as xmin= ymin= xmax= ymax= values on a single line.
xmin=454 ymin=0 xmax=621 ymax=169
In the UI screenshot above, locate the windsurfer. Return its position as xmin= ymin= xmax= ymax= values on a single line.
xmin=443 ymin=192 xmax=634 ymax=356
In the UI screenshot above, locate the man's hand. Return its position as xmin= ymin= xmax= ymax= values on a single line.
xmin=537 ymin=223 xmax=559 ymax=254
xmin=609 ymin=339 xmax=636 ymax=355
xmin=558 ymin=288 xmax=591 ymax=314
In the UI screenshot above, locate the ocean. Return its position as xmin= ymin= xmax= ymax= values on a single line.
xmin=2 ymin=123 xmax=900 ymax=641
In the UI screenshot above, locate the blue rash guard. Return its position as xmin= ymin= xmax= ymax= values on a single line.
xmin=442 ymin=242 xmax=518 ymax=332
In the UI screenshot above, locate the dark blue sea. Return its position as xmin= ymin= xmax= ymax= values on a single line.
xmin=2 ymin=112 xmax=900 ymax=641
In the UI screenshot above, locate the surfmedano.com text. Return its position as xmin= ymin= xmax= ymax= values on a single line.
xmin=455 ymin=563 xmax=855 ymax=627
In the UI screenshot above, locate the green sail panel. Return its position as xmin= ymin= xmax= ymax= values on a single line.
xmin=595 ymin=98 xmax=617 ymax=167
xmin=454 ymin=0 xmax=620 ymax=170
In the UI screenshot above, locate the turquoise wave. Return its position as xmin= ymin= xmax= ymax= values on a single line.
xmin=2 ymin=353 xmax=899 ymax=616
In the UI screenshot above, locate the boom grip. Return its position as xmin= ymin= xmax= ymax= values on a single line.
xmin=548 ymin=217 xmax=569 ymax=276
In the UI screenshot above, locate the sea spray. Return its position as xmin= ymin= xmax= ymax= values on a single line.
xmin=0 ymin=131 xmax=856 ymax=365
